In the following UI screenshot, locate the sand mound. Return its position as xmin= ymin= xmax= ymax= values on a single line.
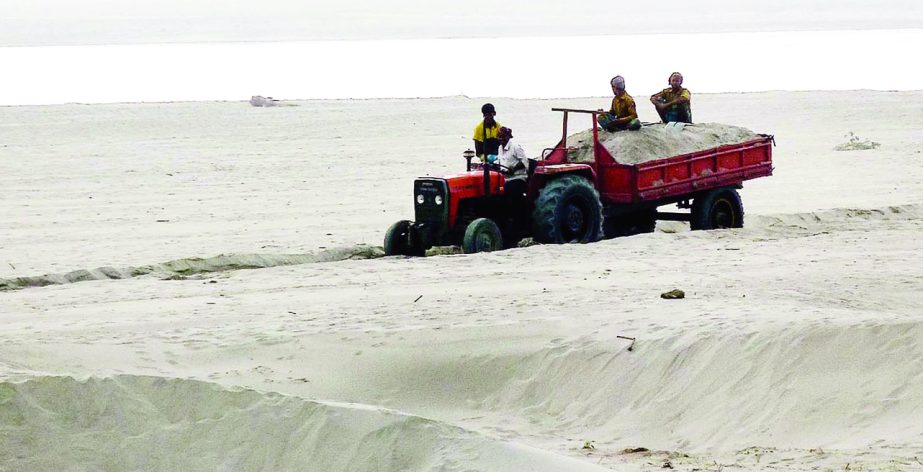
xmin=0 ymin=245 xmax=384 ymax=291
xmin=747 ymin=204 xmax=923 ymax=236
xmin=656 ymin=204 xmax=923 ymax=237
xmin=0 ymin=375 xmax=608 ymax=472
xmin=418 ymin=321 xmax=923 ymax=451
xmin=567 ymin=122 xmax=761 ymax=165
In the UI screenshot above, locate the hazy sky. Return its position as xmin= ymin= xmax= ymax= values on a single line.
xmin=2 ymin=0 xmax=920 ymax=46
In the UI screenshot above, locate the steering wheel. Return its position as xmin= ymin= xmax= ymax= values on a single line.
xmin=487 ymin=162 xmax=512 ymax=173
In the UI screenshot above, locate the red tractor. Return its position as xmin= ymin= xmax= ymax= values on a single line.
xmin=384 ymin=109 xmax=773 ymax=256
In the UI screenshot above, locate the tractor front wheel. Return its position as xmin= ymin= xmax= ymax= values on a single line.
xmin=384 ymin=220 xmax=426 ymax=256
xmin=462 ymin=218 xmax=504 ymax=254
xmin=690 ymin=188 xmax=744 ymax=230
xmin=532 ymin=176 xmax=603 ymax=244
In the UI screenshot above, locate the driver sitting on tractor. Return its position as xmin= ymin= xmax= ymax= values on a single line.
xmin=497 ymin=127 xmax=528 ymax=176
xmin=496 ymin=126 xmax=530 ymax=202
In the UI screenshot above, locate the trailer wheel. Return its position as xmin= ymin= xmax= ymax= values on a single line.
xmin=532 ymin=176 xmax=603 ymax=244
xmin=462 ymin=218 xmax=504 ymax=254
xmin=691 ymin=188 xmax=744 ymax=230
xmin=603 ymin=209 xmax=657 ymax=239
xmin=384 ymin=220 xmax=425 ymax=256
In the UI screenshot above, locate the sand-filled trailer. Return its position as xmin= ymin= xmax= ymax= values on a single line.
xmin=537 ymin=108 xmax=774 ymax=233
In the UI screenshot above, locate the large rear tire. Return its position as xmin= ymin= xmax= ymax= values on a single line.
xmin=532 ymin=176 xmax=603 ymax=244
xmin=384 ymin=220 xmax=425 ymax=256
xmin=690 ymin=188 xmax=744 ymax=230
xmin=462 ymin=218 xmax=504 ymax=254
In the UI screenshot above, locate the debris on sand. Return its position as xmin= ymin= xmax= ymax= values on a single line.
xmin=249 ymin=95 xmax=298 ymax=107
xmin=661 ymin=289 xmax=685 ymax=299
xmin=622 ymin=447 xmax=651 ymax=454
xmin=835 ymin=131 xmax=880 ymax=151
xmin=249 ymin=95 xmax=279 ymax=107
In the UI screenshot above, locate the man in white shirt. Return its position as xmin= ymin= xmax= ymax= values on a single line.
xmin=495 ymin=127 xmax=532 ymax=217
xmin=497 ymin=127 xmax=529 ymax=181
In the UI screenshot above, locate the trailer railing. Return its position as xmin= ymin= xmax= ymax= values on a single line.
xmin=550 ymin=108 xmax=602 ymax=162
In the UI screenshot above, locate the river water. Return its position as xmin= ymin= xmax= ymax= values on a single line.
xmin=2 ymin=29 xmax=919 ymax=105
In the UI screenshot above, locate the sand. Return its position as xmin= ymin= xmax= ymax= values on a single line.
xmin=567 ymin=122 xmax=761 ymax=165
xmin=2 ymin=91 xmax=923 ymax=471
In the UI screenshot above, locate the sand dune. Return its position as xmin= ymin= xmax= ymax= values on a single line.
xmin=0 ymin=375 xmax=609 ymax=471
xmin=1 ymin=91 xmax=923 ymax=470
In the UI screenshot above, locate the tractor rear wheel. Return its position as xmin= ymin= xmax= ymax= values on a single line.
xmin=384 ymin=220 xmax=425 ymax=256
xmin=462 ymin=218 xmax=504 ymax=254
xmin=532 ymin=176 xmax=603 ymax=244
xmin=690 ymin=188 xmax=744 ymax=230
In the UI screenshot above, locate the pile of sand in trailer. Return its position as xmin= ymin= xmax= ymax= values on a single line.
xmin=566 ymin=122 xmax=760 ymax=165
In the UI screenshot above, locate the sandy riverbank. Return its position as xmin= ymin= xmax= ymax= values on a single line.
xmin=1 ymin=91 xmax=922 ymax=471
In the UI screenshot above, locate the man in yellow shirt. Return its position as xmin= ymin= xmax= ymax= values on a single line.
xmin=597 ymin=76 xmax=641 ymax=132
xmin=650 ymin=72 xmax=692 ymax=123
xmin=473 ymin=103 xmax=502 ymax=160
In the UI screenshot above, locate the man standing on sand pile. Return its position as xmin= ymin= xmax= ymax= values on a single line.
xmin=650 ymin=72 xmax=692 ymax=123
xmin=597 ymin=75 xmax=642 ymax=132
xmin=473 ymin=103 xmax=502 ymax=162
